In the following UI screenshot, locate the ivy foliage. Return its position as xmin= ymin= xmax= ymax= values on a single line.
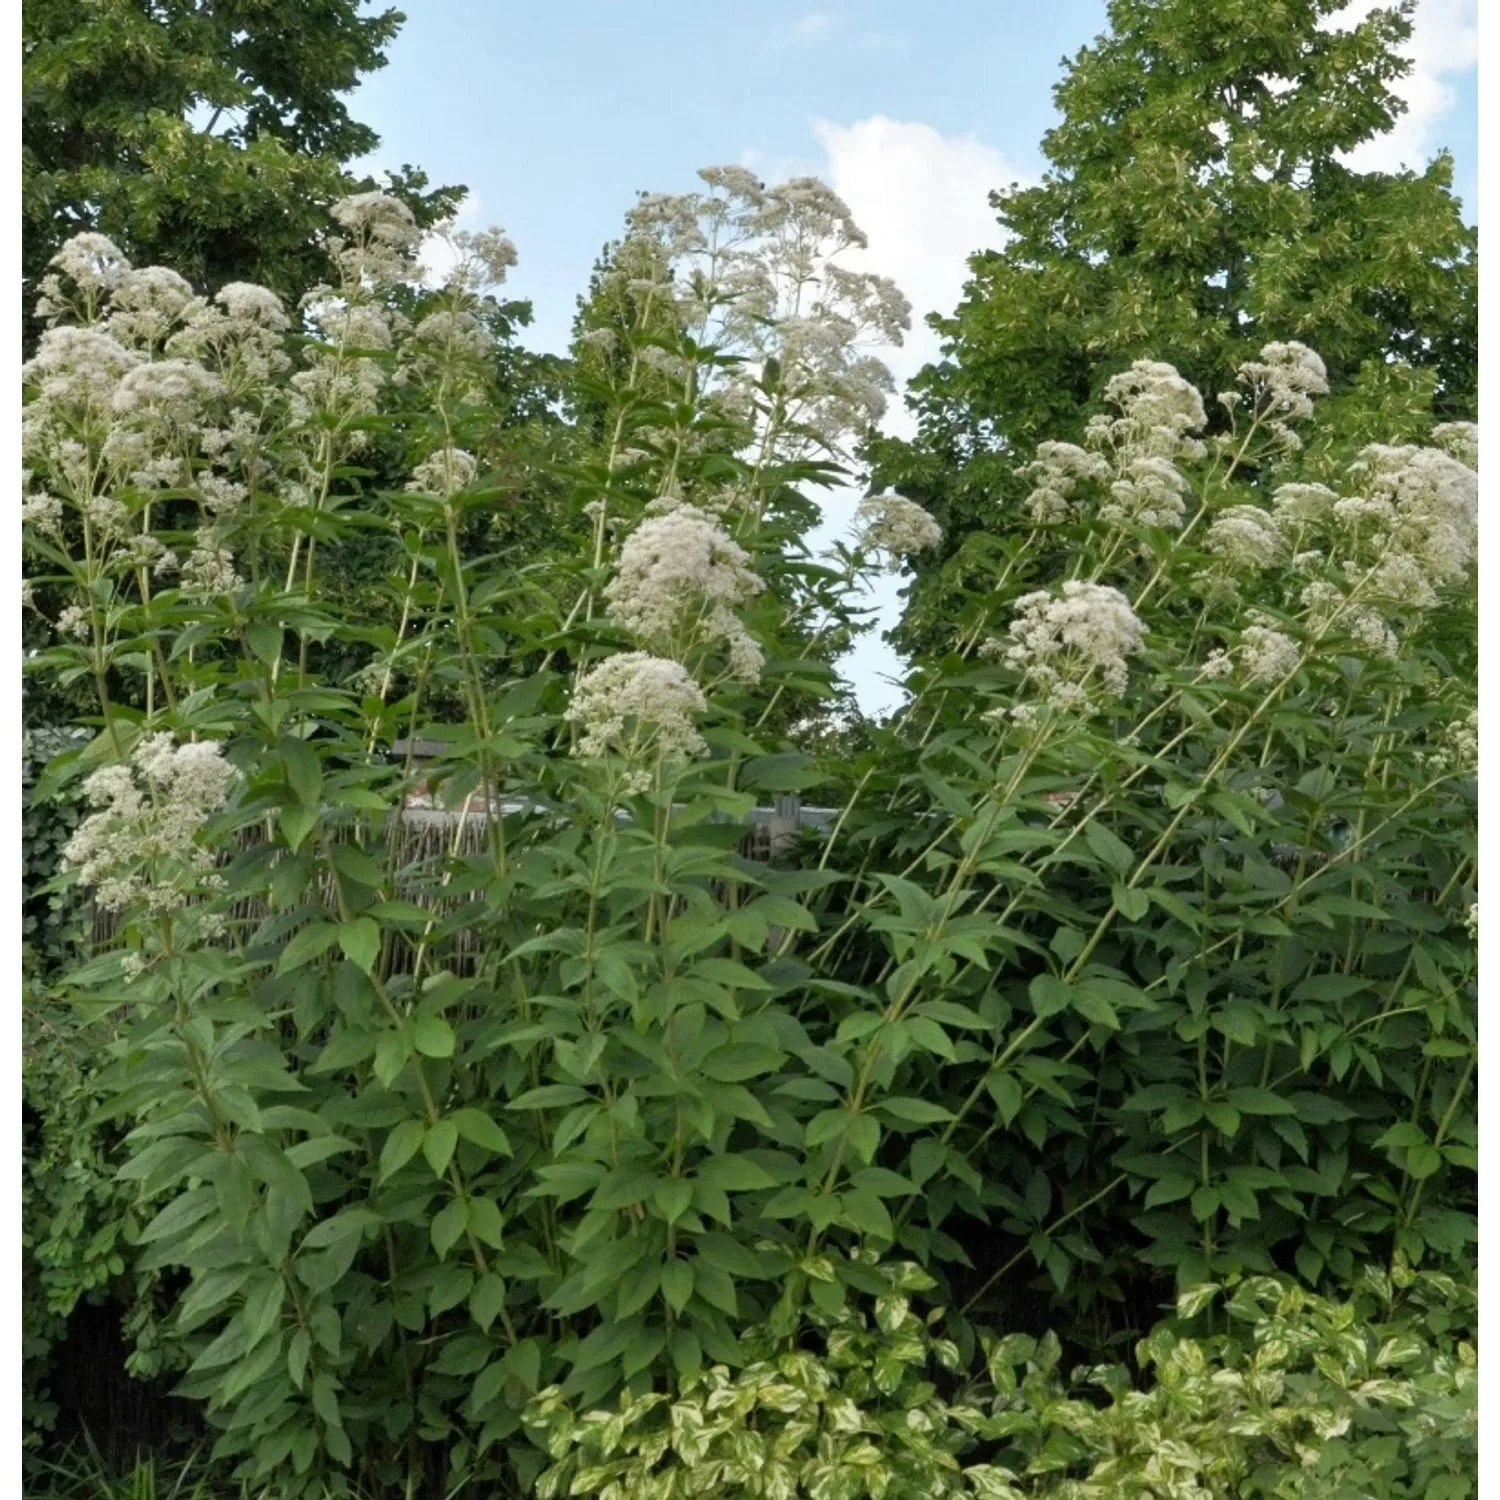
xmin=527 ymin=1260 xmax=1476 ymax=1500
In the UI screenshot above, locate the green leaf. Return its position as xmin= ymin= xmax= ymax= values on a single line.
xmin=450 ymin=1108 xmax=512 ymax=1156
xmin=411 ymin=1014 xmax=455 ymax=1058
xmin=507 ymin=1084 xmax=589 ymax=1110
xmin=700 ymin=1043 xmax=783 ymax=1082
xmin=374 ymin=1029 xmax=412 ymax=1087
xmin=279 ymin=800 xmax=319 ymax=852
xmin=431 ymin=1198 xmax=469 ymax=1259
xmin=694 ymin=1232 xmax=765 ymax=1279
xmin=242 ymin=1276 xmax=286 ymax=1350
xmin=281 ymin=737 xmax=323 ymax=809
xmin=691 ymin=1261 xmax=738 ymax=1316
xmin=849 ymin=1167 xmax=915 ymax=1198
xmin=1405 ymin=1143 xmax=1442 ymax=1179
xmin=691 ymin=958 xmax=774 ymax=991
xmin=1029 ymin=973 xmax=1072 ymax=1019
xmin=423 ymin=1119 xmax=458 ymax=1177
xmin=840 ymin=1187 xmax=893 ymax=1239
xmin=693 ymin=1155 xmax=779 ymax=1192
xmin=337 ymin=917 xmax=381 ymax=975
xmin=310 ymin=1371 xmax=341 ymax=1429
xmin=470 ymin=1274 xmax=509 ymax=1333
xmin=1225 ymin=1087 xmax=1297 ymax=1116
xmin=591 ymin=1168 xmax=660 ymax=1212
xmin=654 ymin=1180 xmax=693 ymax=1223
xmin=1144 ymin=1175 xmax=1195 ymax=1208
xmin=987 ymin=1073 xmax=1023 ymax=1125
xmin=1111 ymin=883 xmax=1150 ymax=921
xmin=278 ymin=921 xmax=340 ymax=975
xmin=379 ymin=1119 xmax=426 ymax=1182
xmin=467 ymin=1197 xmax=506 ymax=1248
xmin=239 ymin=1136 xmax=312 ymax=1214
xmin=1084 ymin=821 xmax=1134 ymax=875
xmin=244 ymin=621 xmax=283 ymax=666
xmin=876 ymin=1097 xmax=954 ymax=1125
xmin=661 ymin=1260 xmax=694 ymax=1313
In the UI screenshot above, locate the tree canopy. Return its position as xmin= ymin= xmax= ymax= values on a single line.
xmin=22 ymin=0 xmax=462 ymax=323
xmin=871 ymin=0 xmax=1477 ymax=649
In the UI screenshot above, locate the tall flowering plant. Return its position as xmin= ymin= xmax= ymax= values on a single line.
xmin=21 ymin=165 xmax=1474 ymax=1500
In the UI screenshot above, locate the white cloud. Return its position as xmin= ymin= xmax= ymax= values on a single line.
xmin=812 ymin=115 xmax=1025 ymax=440
xmin=792 ymin=11 xmax=833 ymax=37
xmin=800 ymin=116 xmax=1028 ymax=715
xmin=1326 ymin=0 xmax=1477 ymax=173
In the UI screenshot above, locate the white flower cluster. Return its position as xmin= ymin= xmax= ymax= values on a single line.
xmin=216 ymin=282 xmax=290 ymax=331
xmin=566 ymin=652 xmax=708 ymax=791
xmin=112 ymin=357 xmax=225 ymax=429
xmin=167 ymin=282 xmax=292 ymax=389
xmin=853 ymin=493 xmax=942 ymax=563
xmin=34 ymin=233 xmax=132 ymax=322
xmin=1232 ymin=341 xmax=1328 ymax=447
xmin=1036 ymin=360 xmax=1206 ymax=541
xmin=607 ymin=166 xmax=910 ymax=463
xmin=1347 ymin=443 xmax=1477 ymax=594
xmin=1088 ymin=360 xmax=1208 ymax=462
xmin=430 ymin=224 xmax=519 ymax=295
xmin=106 ymin=266 xmax=199 ymax=349
xmin=1205 ymin=504 xmax=1283 ymax=570
xmin=328 ymin=191 xmax=422 ymax=288
xmin=996 ymin=580 xmax=1146 ymax=712
xmin=61 ymin=734 xmax=237 ymax=912
xmin=1021 ymin=442 xmax=1112 ymax=524
xmin=1300 ymin=581 xmax=1399 ymax=660
xmin=1431 ymin=421 xmax=1478 ymax=470
xmin=604 ymin=505 xmax=765 ymax=680
xmin=22 ymin=327 xmax=143 ymax=440
xmin=179 ymin=533 xmax=243 ymax=598
xmin=1271 ymin=482 xmax=1339 ymax=528
xmin=1239 ymin=624 xmax=1302 ymax=684
xmin=1426 ymin=708 xmax=1477 ymax=777
xmin=407 ymin=447 xmax=479 ymax=498
xmin=1102 ymin=454 xmax=1191 ymax=530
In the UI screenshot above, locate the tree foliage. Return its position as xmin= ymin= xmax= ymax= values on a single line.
xmin=872 ymin=0 xmax=1477 ymax=652
xmin=22 ymin=0 xmax=462 ymax=327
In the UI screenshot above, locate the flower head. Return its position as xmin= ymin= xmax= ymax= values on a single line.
xmin=1091 ymin=360 xmax=1207 ymax=461
xmin=1102 ymin=455 xmax=1191 ymax=531
xmin=61 ymin=734 xmax=237 ymax=911
xmin=604 ymin=505 xmax=764 ymax=679
xmin=566 ymin=653 xmax=708 ymax=790
xmin=1239 ymin=624 xmax=1301 ymax=684
xmin=107 ymin=267 xmax=200 ymax=348
xmin=1205 ymin=505 xmax=1283 ymax=570
xmin=111 ymin=358 xmax=225 ymax=428
xmin=1021 ymin=442 xmax=1112 ymax=524
xmin=854 ymin=493 xmax=942 ymax=562
xmin=999 ymin=580 xmax=1146 ymax=711
xmin=407 ymin=447 xmax=478 ymax=498
xmin=215 ymin=282 xmax=290 ymax=331
xmin=1236 ymin=341 xmax=1328 ymax=432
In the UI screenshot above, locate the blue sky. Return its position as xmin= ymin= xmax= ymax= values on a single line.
xmin=351 ymin=0 xmax=1478 ymax=712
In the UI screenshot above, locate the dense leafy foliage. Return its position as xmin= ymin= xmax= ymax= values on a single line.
xmin=20 ymin=143 xmax=1476 ymax=1498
